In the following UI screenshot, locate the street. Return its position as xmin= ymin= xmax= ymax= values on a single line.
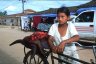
xmin=0 ymin=26 xmax=32 ymax=64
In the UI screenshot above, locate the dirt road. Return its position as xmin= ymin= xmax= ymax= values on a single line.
xmin=0 ymin=26 xmax=32 ymax=64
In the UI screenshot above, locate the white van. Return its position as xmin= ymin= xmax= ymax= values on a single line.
xmin=72 ymin=10 xmax=96 ymax=43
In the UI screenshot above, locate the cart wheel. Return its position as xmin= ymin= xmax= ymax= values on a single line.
xmin=24 ymin=50 xmax=46 ymax=64
xmin=23 ymin=45 xmax=36 ymax=64
xmin=23 ymin=45 xmax=49 ymax=64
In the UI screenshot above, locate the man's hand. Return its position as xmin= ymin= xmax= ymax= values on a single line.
xmin=57 ymin=41 xmax=66 ymax=53
xmin=51 ymin=46 xmax=58 ymax=53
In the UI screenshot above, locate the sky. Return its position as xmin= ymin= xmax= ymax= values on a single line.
xmin=0 ymin=0 xmax=91 ymax=15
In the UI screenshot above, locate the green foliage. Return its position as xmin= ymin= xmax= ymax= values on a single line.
xmin=0 ymin=11 xmax=7 ymax=16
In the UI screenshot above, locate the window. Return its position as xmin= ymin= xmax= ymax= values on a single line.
xmin=75 ymin=11 xmax=94 ymax=22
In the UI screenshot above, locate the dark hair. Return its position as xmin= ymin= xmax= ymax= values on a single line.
xmin=57 ymin=7 xmax=70 ymax=17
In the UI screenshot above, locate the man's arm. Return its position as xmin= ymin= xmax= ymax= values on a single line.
xmin=63 ymin=35 xmax=80 ymax=44
xmin=48 ymin=35 xmax=55 ymax=48
xmin=57 ymin=35 xmax=80 ymax=53
xmin=48 ymin=35 xmax=58 ymax=53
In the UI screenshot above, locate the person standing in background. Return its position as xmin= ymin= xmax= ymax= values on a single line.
xmin=24 ymin=21 xmax=29 ymax=31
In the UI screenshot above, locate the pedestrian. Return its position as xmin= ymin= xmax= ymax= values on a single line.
xmin=48 ymin=7 xmax=80 ymax=64
xmin=24 ymin=21 xmax=29 ymax=31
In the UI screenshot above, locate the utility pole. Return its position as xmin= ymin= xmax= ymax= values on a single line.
xmin=19 ymin=0 xmax=27 ymax=13
xmin=19 ymin=0 xmax=27 ymax=30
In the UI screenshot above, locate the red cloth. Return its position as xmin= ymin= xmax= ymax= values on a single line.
xmin=31 ymin=32 xmax=48 ymax=41
xmin=24 ymin=31 xmax=48 ymax=43
xmin=33 ymin=16 xmax=41 ymax=28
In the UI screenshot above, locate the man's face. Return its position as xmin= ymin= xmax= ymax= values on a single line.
xmin=57 ymin=12 xmax=69 ymax=24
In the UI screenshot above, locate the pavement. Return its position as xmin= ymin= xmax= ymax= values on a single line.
xmin=0 ymin=25 xmax=95 ymax=64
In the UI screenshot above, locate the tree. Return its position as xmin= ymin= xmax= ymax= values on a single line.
xmin=0 ymin=11 xmax=7 ymax=16
xmin=3 ymin=11 xmax=7 ymax=15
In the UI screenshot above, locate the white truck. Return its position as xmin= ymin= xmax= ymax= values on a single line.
xmin=72 ymin=8 xmax=96 ymax=43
